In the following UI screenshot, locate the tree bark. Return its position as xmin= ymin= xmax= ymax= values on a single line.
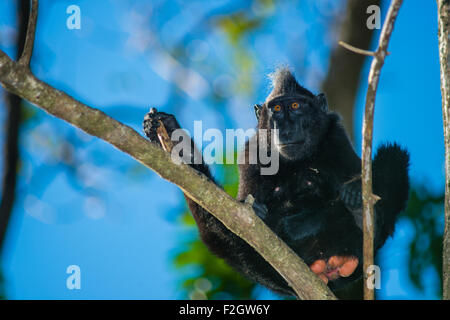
xmin=437 ymin=0 xmax=450 ymax=300
xmin=360 ymin=0 xmax=403 ymax=300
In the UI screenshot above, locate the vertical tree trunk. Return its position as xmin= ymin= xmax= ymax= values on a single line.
xmin=0 ymin=0 xmax=29 ymax=252
xmin=437 ymin=0 xmax=450 ymax=300
xmin=322 ymin=0 xmax=381 ymax=140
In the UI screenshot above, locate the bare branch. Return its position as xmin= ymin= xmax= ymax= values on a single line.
xmin=0 ymin=51 xmax=337 ymax=301
xmin=358 ymin=0 xmax=403 ymax=300
xmin=338 ymin=41 xmax=376 ymax=57
xmin=437 ymin=0 xmax=450 ymax=300
xmin=18 ymin=0 xmax=38 ymax=67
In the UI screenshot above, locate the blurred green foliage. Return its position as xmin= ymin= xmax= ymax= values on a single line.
xmin=215 ymin=12 xmax=262 ymax=46
xmin=213 ymin=6 xmax=269 ymax=97
xmin=403 ymin=187 xmax=444 ymax=297
xmin=174 ymin=220 xmax=256 ymax=299
xmin=173 ymin=154 xmax=258 ymax=299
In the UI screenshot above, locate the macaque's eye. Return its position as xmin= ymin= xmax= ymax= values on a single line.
xmin=274 ymin=105 xmax=282 ymax=112
xmin=291 ymin=102 xmax=299 ymax=110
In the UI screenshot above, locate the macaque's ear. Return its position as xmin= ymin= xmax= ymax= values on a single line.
xmin=254 ymin=104 xmax=262 ymax=120
xmin=314 ymin=93 xmax=328 ymax=112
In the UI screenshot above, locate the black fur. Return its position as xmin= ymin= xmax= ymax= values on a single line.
xmin=143 ymin=68 xmax=410 ymax=297
xmin=266 ymin=67 xmax=315 ymax=101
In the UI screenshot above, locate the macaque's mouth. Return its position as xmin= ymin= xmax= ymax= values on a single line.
xmin=277 ymin=140 xmax=305 ymax=147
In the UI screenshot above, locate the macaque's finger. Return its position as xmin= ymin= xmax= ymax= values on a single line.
xmin=318 ymin=273 xmax=329 ymax=284
xmin=327 ymin=256 xmax=345 ymax=269
xmin=310 ymin=260 xmax=326 ymax=274
xmin=338 ymin=257 xmax=359 ymax=277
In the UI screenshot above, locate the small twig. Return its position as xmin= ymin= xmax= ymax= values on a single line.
xmin=339 ymin=41 xmax=391 ymax=58
xmin=244 ymin=194 xmax=255 ymax=206
xmin=343 ymin=174 xmax=361 ymax=185
xmin=338 ymin=41 xmax=376 ymax=57
xmin=359 ymin=0 xmax=403 ymax=300
xmin=18 ymin=0 xmax=38 ymax=67
xmin=156 ymin=120 xmax=174 ymax=153
xmin=147 ymin=107 xmax=174 ymax=152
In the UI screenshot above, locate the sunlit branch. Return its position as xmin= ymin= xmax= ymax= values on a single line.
xmin=339 ymin=0 xmax=404 ymax=300
xmin=437 ymin=0 xmax=450 ymax=300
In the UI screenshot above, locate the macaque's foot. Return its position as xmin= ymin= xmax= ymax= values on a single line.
xmin=309 ymin=256 xmax=359 ymax=284
xmin=143 ymin=108 xmax=179 ymax=143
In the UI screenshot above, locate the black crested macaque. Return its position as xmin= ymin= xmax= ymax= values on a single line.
xmin=143 ymin=67 xmax=410 ymax=297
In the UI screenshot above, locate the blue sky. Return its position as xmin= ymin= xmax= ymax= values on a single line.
xmin=0 ymin=0 xmax=444 ymax=299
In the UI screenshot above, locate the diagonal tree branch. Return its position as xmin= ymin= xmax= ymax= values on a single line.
xmin=340 ymin=0 xmax=403 ymax=300
xmin=0 ymin=1 xmax=336 ymax=300
xmin=437 ymin=0 xmax=450 ymax=300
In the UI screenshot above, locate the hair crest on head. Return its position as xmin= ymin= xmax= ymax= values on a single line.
xmin=266 ymin=66 xmax=314 ymax=102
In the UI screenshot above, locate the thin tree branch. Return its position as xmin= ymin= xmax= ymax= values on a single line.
xmin=18 ymin=0 xmax=38 ymax=67
xmin=341 ymin=0 xmax=403 ymax=300
xmin=437 ymin=0 xmax=450 ymax=300
xmin=0 ymin=1 xmax=336 ymax=300
xmin=338 ymin=41 xmax=376 ymax=57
